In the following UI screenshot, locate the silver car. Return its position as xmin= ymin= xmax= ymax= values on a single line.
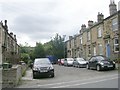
xmin=73 ymin=58 xmax=88 ymax=68
xmin=64 ymin=58 xmax=74 ymax=66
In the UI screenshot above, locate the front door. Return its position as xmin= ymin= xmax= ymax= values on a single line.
xmin=105 ymin=40 xmax=111 ymax=58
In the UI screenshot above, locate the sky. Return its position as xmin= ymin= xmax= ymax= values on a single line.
xmin=0 ymin=0 xmax=119 ymax=46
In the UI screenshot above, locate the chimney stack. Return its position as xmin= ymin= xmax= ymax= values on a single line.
xmin=14 ymin=35 xmax=17 ymax=41
xmin=81 ymin=24 xmax=86 ymax=30
xmin=80 ymin=24 xmax=86 ymax=34
xmin=109 ymin=0 xmax=117 ymax=15
xmin=10 ymin=32 xmax=13 ymax=37
xmin=97 ymin=12 xmax=104 ymax=22
xmin=88 ymin=20 xmax=94 ymax=27
xmin=4 ymin=20 xmax=8 ymax=31
xmin=0 ymin=21 xmax=3 ymax=26
xmin=69 ymin=36 xmax=73 ymax=40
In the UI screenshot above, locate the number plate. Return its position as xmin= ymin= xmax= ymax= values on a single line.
xmin=40 ymin=70 xmax=47 ymax=72
xmin=108 ymin=65 xmax=113 ymax=67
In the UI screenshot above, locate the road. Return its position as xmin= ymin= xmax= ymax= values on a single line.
xmin=16 ymin=65 xmax=119 ymax=88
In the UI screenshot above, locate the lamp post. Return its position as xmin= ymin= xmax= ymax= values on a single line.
xmin=63 ymin=35 xmax=66 ymax=59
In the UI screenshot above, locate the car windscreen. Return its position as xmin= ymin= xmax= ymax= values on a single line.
xmin=77 ymin=58 xmax=85 ymax=61
xmin=34 ymin=59 xmax=51 ymax=65
xmin=67 ymin=58 xmax=74 ymax=61
xmin=96 ymin=56 xmax=108 ymax=61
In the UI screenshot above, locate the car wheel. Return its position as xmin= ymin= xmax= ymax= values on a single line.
xmin=96 ymin=65 xmax=101 ymax=71
xmin=86 ymin=64 xmax=90 ymax=69
xmin=51 ymin=73 xmax=54 ymax=78
xmin=75 ymin=65 xmax=77 ymax=67
xmin=112 ymin=66 xmax=115 ymax=70
xmin=33 ymin=74 xmax=37 ymax=79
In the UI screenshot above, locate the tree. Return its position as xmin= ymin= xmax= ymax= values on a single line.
xmin=19 ymin=43 xmax=33 ymax=64
xmin=44 ymin=40 xmax=54 ymax=56
xmin=21 ymin=53 xmax=30 ymax=64
xmin=50 ymin=33 xmax=65 ymax=59
xmin=34 ymin=42 xmax=45 ymax=58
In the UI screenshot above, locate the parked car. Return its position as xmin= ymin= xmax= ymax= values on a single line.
xmin=73 ymin=58 xmax=88 ymax=68
xmin=58 ymin=59 xmax=64 ymax=65
xmin=57 ymin=59 xmax=61 ymax=65
xmin=60 ymin=59 xmax=65 ymax=65
xmin=32 ymin=58 xmax=54 ymax=79
xmin=64 ymin=58 xmax=74 ymax=66
xmin=86 ymin=55 xmax=116 ymax=71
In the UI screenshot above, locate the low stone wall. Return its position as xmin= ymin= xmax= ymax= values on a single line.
xmin=21 ymin=64 xmax=27 ymax=76
xmin=116 ymin=63 xmax=119 ymax=70
xmin=2 ymin=64 xmax=27 ymax=88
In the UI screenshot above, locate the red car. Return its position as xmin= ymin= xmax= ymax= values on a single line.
xmin=58 ymin=59 xmax=64 ymax=65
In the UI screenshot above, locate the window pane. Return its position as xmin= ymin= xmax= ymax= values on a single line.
xmin=112 ymin=18 xmax=118 ymax=31
xmin=87 ymin=32 xmax=90 ymax=40
xmin=98 ymin=44 xmax=103 ymax=55
xmin=114 ymin=45 xmax=119 ymax=52
xmin=114 ymin=38 xmax=119 ymax=52
xmin=98 ymin=27 xmax=102 ymax=37
xmin=115 ymin=38 xmax=119 ymax=44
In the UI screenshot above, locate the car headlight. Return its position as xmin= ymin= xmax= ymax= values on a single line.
xmin=49 ymin=65 xmax=54 ymax=70
xmin=100 ymin=62 xmax=104 ymax=65
xmin=113 ymin=61 xmax=116 ymax=64
xmin=33 ymin=67 xmax=38 ymax=70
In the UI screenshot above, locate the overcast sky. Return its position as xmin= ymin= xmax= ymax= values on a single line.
xmin=0 ymin=0 xmax=119 ymax=46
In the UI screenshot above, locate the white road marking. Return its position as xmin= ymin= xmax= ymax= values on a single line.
xmin=37 ymin=74 xmax=118 ymax=87
xmin=52 ymin=77 xmax=118 ymax=88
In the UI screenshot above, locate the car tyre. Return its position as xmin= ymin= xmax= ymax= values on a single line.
xmin=33 ymin=75 xmax=37 ymax=79
xmin=112 ymin=66 xmax=115 ymax=70
xmin=51 ymin=73 xmax=54 ymax=78
xmin=86 ymin=64 xmax=90 ymax=69
xmin=96 ymin=65 xmax=101 ymax=71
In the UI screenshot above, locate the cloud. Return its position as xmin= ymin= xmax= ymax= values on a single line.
xmin=0 ymin=0 xmax=119 ymax=46
xmin=13 ymin=14 xmax=61 ymax=33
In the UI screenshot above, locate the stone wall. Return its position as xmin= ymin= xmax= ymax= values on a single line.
xmin=2 ymin=64 xmax=27 ymax=88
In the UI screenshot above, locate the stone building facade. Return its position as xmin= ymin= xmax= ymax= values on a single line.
xmin=0 ymin=20 xmax=20 ymax=64
xmin=118 ymin=1 xmax=120 ymax=10
xmin=66 ymin=1 xmax=119 ymax=60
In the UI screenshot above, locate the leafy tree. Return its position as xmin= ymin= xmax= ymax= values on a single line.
xmin=34 ymin=42 xmax=45 ymax=58
xmin=19 ymin=34 xmax=65 ymax=64
xmin=44 ymin=41 xmax=53 ymax=56
xmin=21 ymin=53 xmax=30 ymax=64
xmin=50 ymin=33 xmax=65 ymax=59
xmin=19 ymin=44 xmax=32 ymax=64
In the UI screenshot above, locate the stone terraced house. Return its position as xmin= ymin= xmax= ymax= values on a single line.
xmin=0 ymin=20 xmax=20 ymax=65
xmin=66 ymin=0 xmax=120 ymax=61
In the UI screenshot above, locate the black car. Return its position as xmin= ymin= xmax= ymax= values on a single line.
xmin=32 ymin=58 xmax=54 ymax=79
xmin=86 ymin=55 xmax=116 ymax=71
